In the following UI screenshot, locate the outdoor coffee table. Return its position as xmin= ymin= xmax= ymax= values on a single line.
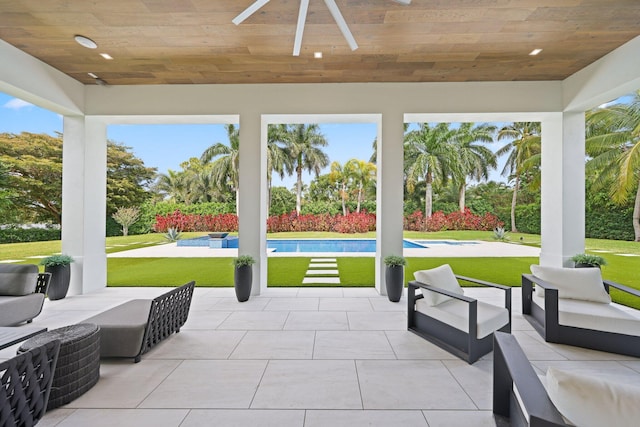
xmin=0 ymin=326 xmax=47 ymax=350
xmin=18 ymin=323 xmax=101 ymax=409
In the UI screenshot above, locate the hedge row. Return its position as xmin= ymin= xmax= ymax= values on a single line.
xmin=403 ymin=208 xmax=503 ymax=232
xmin=153 ymin=209 xmax=499 ymax=234
xmin=0 ymin=228 xmax=61 ymax=243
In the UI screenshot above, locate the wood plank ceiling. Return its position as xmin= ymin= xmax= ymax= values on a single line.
xmin=0 ymin=0 xmax=639 ymax=85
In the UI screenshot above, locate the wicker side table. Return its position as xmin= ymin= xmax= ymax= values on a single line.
xmin=18 ymin=323 xmax=101 ymax=409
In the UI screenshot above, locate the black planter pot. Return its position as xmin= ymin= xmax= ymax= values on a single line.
xmin=234 ymin=265 xmax=253 ymax=302
xmin=45 ymin=264 xmax=71 ymax=300
xmin=385 ymin=265 xmax=404 ymax=302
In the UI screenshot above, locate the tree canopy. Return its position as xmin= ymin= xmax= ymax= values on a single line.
xmin=0 ymin=132 xmax=156 ymax=225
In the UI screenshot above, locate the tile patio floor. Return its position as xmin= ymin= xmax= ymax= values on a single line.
xmin=2 ymin=286 xmax=639 ymax=427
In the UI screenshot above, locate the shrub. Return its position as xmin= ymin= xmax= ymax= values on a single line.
xmin=233 ymin=254 xmax=256 ymax=267
xmin=40 ymin=254 xmax=74 ymax=267
xmin=164 ymin=228 xmax=182 ymax=242
xmin=402 ymin=209 xmax=503 ymax=232
xmin=383 ymin=255 xmax=406 ymax=267
xmin=153 ymin=209 xmax=502 ymax=234
xmin=0 ymin=227 xmax=61 ymax=243
xmin=153 ymin=210 xmax=238 ymax=233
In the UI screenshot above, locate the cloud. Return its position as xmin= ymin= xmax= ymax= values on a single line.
xmin=3 ymin=98 xmax=33 ymax=110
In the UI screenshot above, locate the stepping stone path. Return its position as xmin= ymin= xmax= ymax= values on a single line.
xmin=302 ymin=258 xmax=340 ymax=284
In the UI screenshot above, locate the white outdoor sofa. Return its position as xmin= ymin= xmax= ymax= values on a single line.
xmin=522 ymin=265 xmax=640 ymax=358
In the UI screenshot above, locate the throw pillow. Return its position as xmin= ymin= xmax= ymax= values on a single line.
xmin=413 ymin=264 xmax=463 ymax=306
xmin=530 ymin=264 xmax=610 ymax=304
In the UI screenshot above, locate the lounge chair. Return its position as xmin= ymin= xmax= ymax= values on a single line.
xmin=523 ymin=264 xmax=640 ymax=357
xmin=493 ymin=331 xmax=640 ymax=427
xmin=408 ymin=264 xmax=511 ymax=364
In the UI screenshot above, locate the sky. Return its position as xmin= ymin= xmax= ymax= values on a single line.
xmin=4 ymin=90 xmax=632 ymax=190
xmin=0 ymin=92 xmax=381 ymax=189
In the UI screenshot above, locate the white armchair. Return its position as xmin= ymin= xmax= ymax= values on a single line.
xmin=523 ymin=264 xmax=640 ymax=357
xmin=408 ymin=264 xmax=511 ymax=364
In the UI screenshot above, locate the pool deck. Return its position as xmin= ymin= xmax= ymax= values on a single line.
xmin=108 ymin=240 xmax=541 ymax=258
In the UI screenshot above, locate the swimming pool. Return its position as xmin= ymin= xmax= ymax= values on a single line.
xmin=178 ymin=237 xmax=424 ymax=252
xmin=266 ymin=239 xmax=424 ymax=253
xmin=176 ymin=237 xmax=478 ymax=253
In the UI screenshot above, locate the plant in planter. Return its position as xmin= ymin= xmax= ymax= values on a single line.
xmin=383 ymin=255 xmax=407 ymax=302
xmin=39 ymin=254 xmax=74 ymax=300
xmin=233 ymin=255 xmax=256 ymax=302
xmin=570 ymin=253 xmax=607 ymax=269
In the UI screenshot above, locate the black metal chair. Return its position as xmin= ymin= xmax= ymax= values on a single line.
xmin=493 ymin=332 xmax=570 ymax=427
xmin=0 ymin=339 xmax=60 ymax=426
xmin=522 ymin=273 xmax=640 ymax=358
xmin=408 ymin=270 xmax=511 ymax=364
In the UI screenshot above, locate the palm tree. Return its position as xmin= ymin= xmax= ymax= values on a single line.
xmin=496 ymin=122 xmax=541 ymax=232
xmin=267 ymin=124 xmax=293 ymax=210
xmin=370 ymin=123 xmax=408 ymax=164
xmin=345 ymin=159 xmax=376 ymax=212
xmin=453 ymin=123 xmax=497 ymax=212
xmin=282 ymin=124 xmax=329 ymax=214
xmin=200 ymin=124 xmax=240 ymax=214
xmin=329 ymin=161 xmax=350 ymax=215
xmin=155 ymin=169 xmax=192 ymax=204
xmin=404 ymin=123 xmax=461 ymax=217
xmin=586 ymin=90 xmax=640 ymax=241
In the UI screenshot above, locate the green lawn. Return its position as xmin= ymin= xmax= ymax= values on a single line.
xmin=2 ymin=231 xmax=638 ymax=308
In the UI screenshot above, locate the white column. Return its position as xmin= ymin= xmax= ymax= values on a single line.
xmin=61 ymin=116 xmax=107 ymax=294
xmin=238 ymin=113 xmax=267 ymax=295
xmin=61 ymin=116 xmax=86 ymax=296
xmin=376 ymin=113 xmax=405 ymax=295
xmin=540 ymin=112 xmax=585 ymax=267
xmin=82 ymin=118 xmax=108 ymax=293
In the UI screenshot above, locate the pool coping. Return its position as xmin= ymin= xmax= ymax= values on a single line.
xmin=108 ymin=239 xmax=541 ymax=258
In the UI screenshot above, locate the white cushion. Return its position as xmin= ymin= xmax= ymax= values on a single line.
xmin=413 ymin=264 xmax=463 ymax=306
xmin=532 ymin=293 xmax=640 ymax=336
xmin=546 ymin=367 xmax=640 ymax=427
xmin=415 ymin=297 xmax=509 ymax=339
xmin=530 ymin=264 xmax=611 ymax=303
xmin=0 ymin=264 xmax=38 ymax=296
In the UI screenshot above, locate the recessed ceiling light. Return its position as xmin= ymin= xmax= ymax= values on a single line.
xmin=74 ymin=35 xmax=97 ymax=49
xmin=100 ymin=53 xmax=113 ymax=60
xmin=529 ymin=48 xmax=543 ymax=56
xmin=314 ymin=52 xmax=323 ymax=59
xmin=87 ymin=72 xmax=98 ymax=78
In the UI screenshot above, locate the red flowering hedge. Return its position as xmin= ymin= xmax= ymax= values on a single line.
xmin=153 ymin=211 xmax=238 ymax=233
xmin=154 ymin=208 xmax=501 ymax=234
xmin=403 ymin=208 xmax=503 ymax=232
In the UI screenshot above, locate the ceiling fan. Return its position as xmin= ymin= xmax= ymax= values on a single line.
xmin=233 ymin=0 xmax=412 ymax=56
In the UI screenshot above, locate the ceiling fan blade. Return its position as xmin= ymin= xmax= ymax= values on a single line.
xmin=293 ymin=0 xmax=310 ymax=56
xmin=323 ymin=0 xmax=358 ymax=51
xmin=232 ymin=0 xmax=271 ymax=25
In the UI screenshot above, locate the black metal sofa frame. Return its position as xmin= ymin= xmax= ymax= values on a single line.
xmin=493 ymin=331 xmax=570 ymax=427
xmin=0 ymin=339 xmax=61 ymax=426
xmin=408 ymin=276 xmax=511 ymax=364
xmin=83 ymin=281 xmax=195 ymax=363
xmin=522 ymin=274 xmax=640 ymax=358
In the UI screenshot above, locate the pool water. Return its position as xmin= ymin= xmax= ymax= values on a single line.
xmin=176 ymin=237 xmax=477 ymax=253
xmin=267 ymin=239 xmax=423 ymax=253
